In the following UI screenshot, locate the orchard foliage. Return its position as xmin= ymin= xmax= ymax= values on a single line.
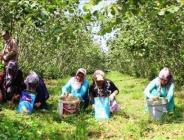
xmin=0 ymin=0 xmax=105 ymax=78
xmin=1 ymin=0 xmax=184 ymax=86
xmin=86 ymin=0 xmax=184 ymax=86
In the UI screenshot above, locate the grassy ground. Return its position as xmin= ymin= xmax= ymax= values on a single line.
xmin=0 ymin=71 xmax=183 ymax=140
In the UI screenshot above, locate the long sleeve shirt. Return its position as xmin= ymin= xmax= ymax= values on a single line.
xmin=2 ymin=38 xmax=18 ymax=65
xmin=89 ymin=79 xmax=119 ymax=104
xmin=144 ymin=77 xmax=175 ymax=112
xmin=62 ymin=77 xmax=89 ymax=101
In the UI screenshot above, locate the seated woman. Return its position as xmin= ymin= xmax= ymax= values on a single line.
xmin=17 ymin=72 xmax=39 ymax=114
xmin=144 ymin=67 xmax=175 ymax=112
xmin=0 ymin=60 xmax=24 ymax=104
xmin=61 ymin=68 xmax=89 ymax=109
xmin=89 ymin=70 xmax=119 ymax=113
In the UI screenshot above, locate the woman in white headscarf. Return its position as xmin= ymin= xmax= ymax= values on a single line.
xmin=61 ymin=68 xmax=89 ymax=108
xmin=144 ymin=67 xmax=175 ymax=112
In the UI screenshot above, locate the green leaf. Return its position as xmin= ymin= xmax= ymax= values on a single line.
xmin=177 ymin=0 xmax=184 ymax=5
xmin=83 ymin=12 xmax=92 ymax=21
xmin=83 ymin=3 xmax=92 ymax=12
xmin=90 ymin=0 xmax=102 ymax=5
xmin=166 ymin=5 xmax=180 ymax=13
xmin=158 ymin=8 xmax=165 ymax=15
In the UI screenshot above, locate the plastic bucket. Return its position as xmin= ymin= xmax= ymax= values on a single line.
xmin=58 ymin=96 xmax=80 ymax=117
xmin=147 ymin=97 xmax=167 ymax=120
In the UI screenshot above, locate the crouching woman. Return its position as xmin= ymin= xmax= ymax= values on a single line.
xmin=17 ymin=72 xmax=39 ymax=114
xmin=89 ymin=70 xmax=119 ymax=114
xmin=144 ymin=67 xmax=175 ymax=113
xmin=61 ymin=68 xmax=89 ymax=110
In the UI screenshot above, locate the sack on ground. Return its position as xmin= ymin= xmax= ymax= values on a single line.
xmin=17 ymin=91 xmax=36 ymax=114
xmin=94 ymin=97 xmax=110 ymax=120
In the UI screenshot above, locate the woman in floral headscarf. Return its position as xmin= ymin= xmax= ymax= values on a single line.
xmin=89 ymin=70 xmax=119 ymax=113
xmin=61 ymin=68 xmax=89 ymax=108
xmin=144 ymin=67 xmax=175 ymax=112
xmin=22 ymin=71 xmax=50 ymax=111
xmin=17 ymin=71 xmax=39 ymax=114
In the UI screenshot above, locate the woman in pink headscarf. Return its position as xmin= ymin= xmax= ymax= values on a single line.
xmin=144 ymin=67 xmax=175 ymax=112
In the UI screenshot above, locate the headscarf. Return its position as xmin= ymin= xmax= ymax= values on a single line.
xmin=4 ymin=61 xmax=18 ymax=87
xmin=3 ymin=61 xmax=18 ymax=95
xmin=159 ymin=67 xmax=173 ymax=82
xmin=24 ymin=71 xmax=39 ymax=90
xmin=76 ymin=68 xmax=86 ymax=77
xmin=73 ymin=68 xmax=87 ymax=90
xmin=93 ymin=70 xmax=105 ymax=93
xmin=157 ymin=67 xmax=173 ymax=95
xmin=6 ymin=60 xmax=17 ymax=73
xmin=2 ymin=31 xmax=10 ymax=36
xmin=93 ymin=70 xmax=105 ymax=81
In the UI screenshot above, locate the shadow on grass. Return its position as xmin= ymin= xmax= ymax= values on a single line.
xmin=115 ymin=110 xmax=130 ymax=119
xmin=52 ymin=106 xmax=92 ymax=123
xmin=50 ymin=108 xmax=94 ymax=139
xmin=159 ymin=105 xmax=184 ymax=124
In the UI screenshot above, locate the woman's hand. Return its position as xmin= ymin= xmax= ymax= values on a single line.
xmin=109 ymin=94 xmax=115 ymax=101
xmin=109 ymin=90 xmax=119 ymax=101
xmin=92 ymin=104 xmax=95 ymax=109
xmin=35 ymin=102 xmax=42 ymax=108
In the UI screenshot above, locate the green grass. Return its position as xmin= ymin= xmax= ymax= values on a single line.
xmin=0 ymin=71 xmax=184 ymax=140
